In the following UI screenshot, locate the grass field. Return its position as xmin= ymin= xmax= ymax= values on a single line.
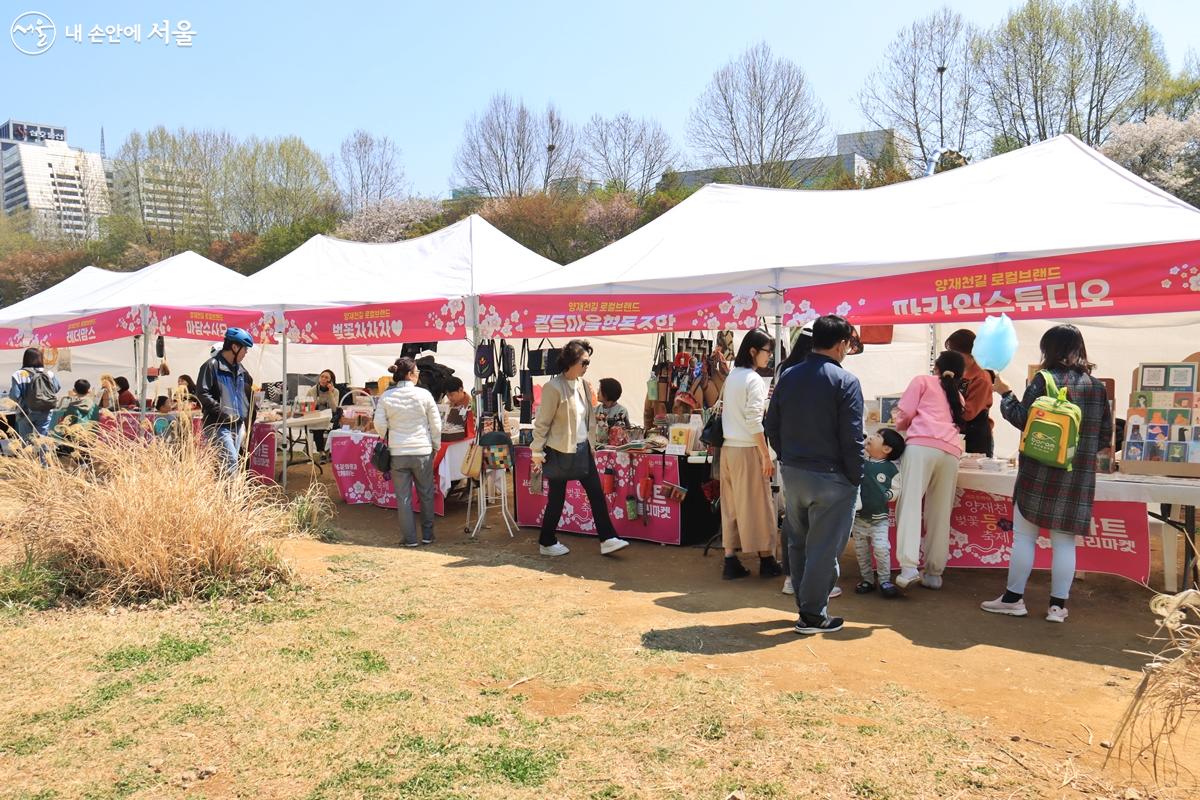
xmin=1 ymin=486 xmax=1196 ymax=799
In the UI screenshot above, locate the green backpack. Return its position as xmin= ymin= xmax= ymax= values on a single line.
xmin=1019 ymin=371 xmax=1082 ymax=471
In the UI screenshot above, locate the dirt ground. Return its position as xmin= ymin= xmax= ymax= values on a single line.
xmin=1 ymin=469 xmax=1197 ymax=799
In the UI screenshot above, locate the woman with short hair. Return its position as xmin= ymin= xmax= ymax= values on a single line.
xmin=531 ymin=339 xmax=629 ymax=558
xmin=982 ymin=325 xmax=1113 ymax=624
xmin=9 ymin=347 xmax=60 ymax=441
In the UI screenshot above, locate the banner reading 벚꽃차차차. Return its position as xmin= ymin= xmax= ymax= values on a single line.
xmin=782 ymin=240 xmax=1200 ymax=326
xmin=475 ymin=292 xmax=761 ymax=338
xmin=281 ymin=299 xmax=467 ymax=345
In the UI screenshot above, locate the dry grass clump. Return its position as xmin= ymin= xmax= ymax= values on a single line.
xmin=1111 ymin=589 xmax=1200 ymax=781
xmin=0 ymin=420 xmax=295 ymax=605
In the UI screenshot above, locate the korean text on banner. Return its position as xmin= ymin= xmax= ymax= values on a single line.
xmin=477 ymin=293 xmax=761 ymax=338
xmin=283 ymin=299 xmax=467 ymax=345
xmin=783 ymin=241 xmax=1200 ymax=326
xmin=148 ymin=306 xmax=277 ymax=344
xmin=25 ymin=306 xmax=143 ymax=349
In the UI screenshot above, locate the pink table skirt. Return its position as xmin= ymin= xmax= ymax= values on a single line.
xmin=329 ymin=431 xmax=445 ymax=515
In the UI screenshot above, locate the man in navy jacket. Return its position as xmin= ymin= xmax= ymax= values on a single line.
xmin=766 ymin=315 xmax=864 ymax=635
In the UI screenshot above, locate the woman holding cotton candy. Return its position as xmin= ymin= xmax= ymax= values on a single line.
xmin=891 ymin=351 xmax=967 ymax=590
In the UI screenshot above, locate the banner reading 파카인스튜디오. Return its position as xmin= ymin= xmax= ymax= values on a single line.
xmin=475 ymin=292 xmax=761 ymax=339
xmin=783 ymin=240 xmax=1200 ymax=326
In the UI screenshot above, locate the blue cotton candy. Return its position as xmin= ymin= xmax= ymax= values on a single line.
xmin=973 ymin=314 xmax=1018 ymax=371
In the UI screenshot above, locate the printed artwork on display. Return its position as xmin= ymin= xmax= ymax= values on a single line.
xmin=1145 ymin=408 xmax=1172 ymax=426
xmin=1145 ymin=423 xmax=1170 ymax=442
xmin=1130 ymin=391 xmax=1153 ymax=408
xmin=1166 ymin=408 xmax=1192 ymax=428
xmin=1138 ymin=366 xmax=1168 ymax=391
xmin=1166 ymin=442 xmax=1189 ymax=463
xmin=1125 ymin=410 xmax=1145 ymax=440
xmin=1145 ymin=441 xmax=1166 ymax=462
xmin=1173 ymin=392 xmax=1196 ymax=409
xmin=1124 ymin=440 xmax=1145 ymax=462
xmin=1168 ymin=364 xmax=1198 ymax=391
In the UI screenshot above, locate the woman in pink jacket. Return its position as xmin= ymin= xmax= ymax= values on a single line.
xmin=890 ymin=350 xmax=965 ymax=590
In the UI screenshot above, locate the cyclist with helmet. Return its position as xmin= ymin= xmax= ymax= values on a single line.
xmin=197 ymin=327 xmax=255 ymax=475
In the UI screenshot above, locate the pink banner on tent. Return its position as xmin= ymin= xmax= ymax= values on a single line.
xmin=877 ymin=489 xmax=1150 ymax=583
xmin=512 ymin=447 xmax=682 ymax=545
xmin=476 ymin=293 xmax=761 ymax=338
xmin=26 ymin=306 xmax=143 ymax=348
xmin=1 ymin=327 xmax=23 ymax=349
xmin=248 ymin=422 xmax=276 ymax=482
xmin=783 ymin=240 xmax=1200 ymax=326
xmin=149 ymin=306 xmax=278 ymax=344
xmin=328 ymin=431 xmax=445 ymax=515
xmin=283 ymin=299 xmax=466 ymax=345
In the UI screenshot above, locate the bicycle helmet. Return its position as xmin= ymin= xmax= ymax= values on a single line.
xmin=223 ymin=327 xmax=254 ymax=349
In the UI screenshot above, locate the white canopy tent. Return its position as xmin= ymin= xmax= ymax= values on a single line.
xmin=0 ymin=266 xmax=126 ymax=327
xmin=500 ymin=135 xmax=1200 ymax=299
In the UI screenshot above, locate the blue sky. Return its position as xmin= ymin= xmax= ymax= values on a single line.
xmin=4 ymin=1 xmax=1198 ymax=197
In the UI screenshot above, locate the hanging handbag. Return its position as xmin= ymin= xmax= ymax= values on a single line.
xmin=700 ymin=381 xmax=727 ymax=448
xmin=480 ymin=382 xmax=499 ymax=415
xmin=371 ymin=439 xmax=392 ymax=474
xmin=527 ymin=339 xmax=559 ymax=376
xmin=519 ymin=340 xmax=534 ymax=424
xmin=653 ymin=335 xmax=672 ymax=404
xmin=474 ymin=340 xmax=496 ymax=380
xmin=461 ymin=441 xmax=482 ymax=479
xmin=542 ymin=447 xmax=589 ymax=481
xmin=500 ymin=340 xmax=516 ymax=378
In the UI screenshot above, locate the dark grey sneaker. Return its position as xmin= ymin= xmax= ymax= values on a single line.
xmin=794 ymin=615 xmax=844 ymax=635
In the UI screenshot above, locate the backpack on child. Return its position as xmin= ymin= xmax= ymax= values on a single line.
xmin=1019 ymin=370 xmax=1081 ymax=470
xmin=24 ymin=369 xmax=58 ymax=414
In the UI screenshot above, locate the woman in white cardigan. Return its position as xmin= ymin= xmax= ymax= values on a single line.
xmin=719 ymin=329 xmax=782 ymax=580
xmin=373 ymin=357 xmax=442 ymax=547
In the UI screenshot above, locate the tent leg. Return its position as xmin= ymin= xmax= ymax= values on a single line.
xmin=342 ymin=345 xmax=351 ymax=387
xmin=138 ymin=306 xmax=150 ymax=424
xmin=281 ymin=335 xmax=289 ymax=492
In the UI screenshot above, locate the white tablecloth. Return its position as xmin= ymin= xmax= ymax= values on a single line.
xmin=957 ymin=468 xmax=1200 ymax=507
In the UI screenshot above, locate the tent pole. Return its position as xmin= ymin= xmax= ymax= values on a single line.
xmin=138 ymin=306 xmax=150 ymax=424
xmin=281 ymin=330 xmax=289 ymax=492
xmin=342 ymin=344 xmax=351 ymax=388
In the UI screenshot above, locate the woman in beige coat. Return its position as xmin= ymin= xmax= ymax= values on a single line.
xmin=530 ymin=340 xmax=630 ymax=558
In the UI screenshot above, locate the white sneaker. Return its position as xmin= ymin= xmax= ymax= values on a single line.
xmin=781 ymin=577 xmax=794 ymax=595
xmin=980 ymin=596 xmax=1028 ymax=617
xmin=920 ymin=573 xmax=943 ymax=590
xmin=599 ymin=538 xmax=629 ymax=556
xmin=895 ymin=568 xmax=921 ymax=589
xmin=539 ymin=542 xmax=570 ymax=557
xmin=1045 ymin=605 xmax=1069 ymax=623
xmin=828 ymin=586 xmax=843 ymax=599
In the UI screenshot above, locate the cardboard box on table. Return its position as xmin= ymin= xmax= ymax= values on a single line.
xmin=1122 ymin=352 xmax=1200 ymax=479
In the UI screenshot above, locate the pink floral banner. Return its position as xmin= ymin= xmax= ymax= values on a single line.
xmin=329 ymin=430 xmax=445 ymax=515
xmin=513 ymin=447 xmax=682 ymax=545
xmin=878 ymin=488 xmax=1150 ymax=583
xmin=476 ymin=293 xmax=760 ymax=339
xmin=149 ymin=306 xmax=279 ymax=344
xmin=282 ymin=298 xmax=467 ymax=345
xmin=1 ymin=326 xmax=23 ymax=349
xmin=21 ymin=306 xmax=143 ymax=349
xmin=783 ymin=241 xmax=1200 ymax=326
xmin=248 ymin=422 xmax=277 ymax=482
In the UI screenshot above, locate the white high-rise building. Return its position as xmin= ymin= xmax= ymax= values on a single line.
xmin=1 ymin=119 xmax=111 ymax=239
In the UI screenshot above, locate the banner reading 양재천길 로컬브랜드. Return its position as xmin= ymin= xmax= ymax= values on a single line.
xmin=281 ymin=299 xmax=468 ymax=345
xmin=781 ymin=240 xmax=1200 ymax=326
xmin=148 ymin=306 xmax=279 ymax=344
xmin=14 ymin=306 xmax=144 ymax=349
xmin=474 ymin=292 xmax=762 ymax=338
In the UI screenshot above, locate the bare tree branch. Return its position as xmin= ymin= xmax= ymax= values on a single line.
xmin=332 ymin=130 xmax=406 ymax=215
xmin=582 ymin=113 xmax=679 ymax=198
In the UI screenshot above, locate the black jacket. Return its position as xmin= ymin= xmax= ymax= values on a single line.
xmin=765 ymin=353 xmax=865 ymax=485
xmin=196 ymin=354 xmax=254 ymax=428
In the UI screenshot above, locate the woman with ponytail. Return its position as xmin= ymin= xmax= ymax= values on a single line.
xmin=890 ymin=350 xmax=966 ymax=590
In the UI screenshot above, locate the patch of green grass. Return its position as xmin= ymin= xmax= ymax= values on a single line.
xmin=246 ymin=604 xmax=315 ymax=624
xmin=851 ymin=778 xmax=891 ymax=799
xmin=299 ymin=718 xmax=344 ymax=742
xmin=696 ymin=714 xmax=726 ymax=741
xmin=781 ymin=690 xmax=815 ymax=703
xmin=97 ymin=645 xmax=152 ymax=671
xmin=93 ymin=680 xmax=134 ymax=704
xmin=11 ymin=791 xmax=59 ymax=800
xmin=331 ymin=627 xmax=359 ymax=639
xmin=1 ymin=733 xmax=52 ymax=755
xmin=169 ymin=702 xmax=224 ymax=723
xmin=581 ymin=690 xmax=627 ymax=704
xmin=108 ymin=735 xmax=135 ymax=750
xmin=394 ymin=761 xmax=471 ymax=798
xmin=0 ymin=547 xmax=65 ymax=610
xmin=305 ymin=759 xmax=395 ymax=800
xmin=857 ymin=724 xmax=882 ymax=736
xmin=153 ymin=635 xmax=210 ymax=665
xmin=465 ymin=712 xmax=497 ymax=727
xmin=341 ymin=690 xmax=412 ymax=712
xmin=60 ymin=680 xmax=135 ymax=721
xmin=97 ymin=634 xmax=210 ymax=672
xmin=277 ymin=646 xmax=315 ymax=661
xmin=393 ymin=612 xmax=418 ymax=622
xmin=344 ymin=649 xmax=388 ymax=673
xmin=590 ymin=785 xmax=625 ymax=800
xmin=478 ymin=688 xmax=503 ymax=697
xmin=395 ymin=734 xmax=455 ymax=757
xmin=477 ymin=744 xmax=559 ymax=787
xmin=313 ymin=670 xmax=363 ymax=692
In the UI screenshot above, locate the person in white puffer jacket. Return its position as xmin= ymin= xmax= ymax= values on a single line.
xmin=373 ymin=357 xmax=442 ymax=547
